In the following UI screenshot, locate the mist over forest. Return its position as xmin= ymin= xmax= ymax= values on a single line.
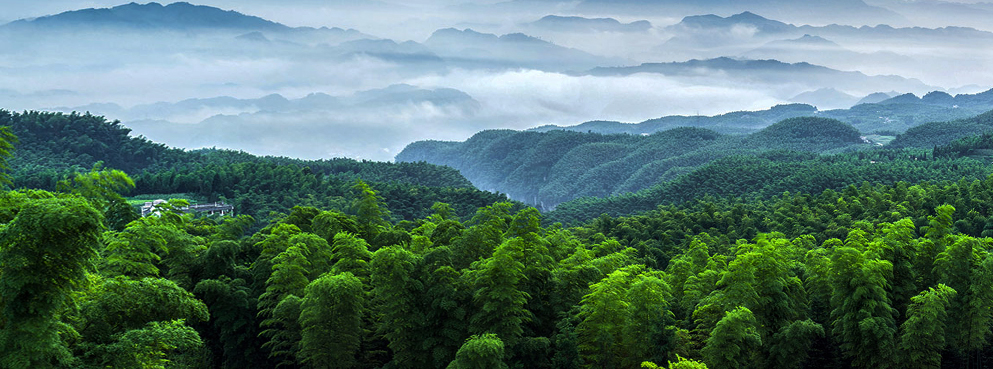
xmin=3 ymin=0 xmax=992 ymax=160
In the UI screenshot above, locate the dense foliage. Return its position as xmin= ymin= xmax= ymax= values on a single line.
xmin=6 ymin=163 xmax=993 ymax=368
xmin=398 ymin=117 xmax=869 ymax=209
xmin=547 ymin=147 xmax=990 ymax=224
xmin=2 ymin=110 xmax=513 ymax=222
xmin=889 ymin=110 xmax=993 ymax=149
xmin=8 ymin=108 xmax=993 ymax=368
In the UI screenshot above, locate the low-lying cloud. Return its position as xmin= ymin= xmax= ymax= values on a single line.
xmin=3 ymin=1 xmax=992 ymax=163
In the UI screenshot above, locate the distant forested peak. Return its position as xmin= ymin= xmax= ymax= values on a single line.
xmin=649 ymin=126 xmax=722 ymax=140
xmin=530 ymin=15 xmax=652 ymax=32
xmin=749 ymin=116 xmax=862 ymax=142
xmin=889 ymin=109 xmax=993 ymax=149
xmin=675 ymin=11 xmax=794 ymax=33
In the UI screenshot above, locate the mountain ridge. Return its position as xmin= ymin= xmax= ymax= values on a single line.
xmin=3 ymin=2 xmax=290 ymax=32
xmin=529 ymin=15 xmax=652 ymax=32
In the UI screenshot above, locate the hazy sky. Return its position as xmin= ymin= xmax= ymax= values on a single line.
xmin=1 ymin=1 xmax=469 ymax=26
xmin=1 ymin=0 xmax=985 ymax=24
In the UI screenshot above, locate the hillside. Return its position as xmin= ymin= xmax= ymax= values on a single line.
xmin=547 ymin=145 xmax=992 ymax=224
xmin=2 ymin=110 xmax=515 ymax=222
xmin=10 ymin=116 xmax=993 ymax=369
xmin=742 ymin=116 xmax=864 ymax=150
xmin=543 ymin=111 xmax=993 ymax=224
xmin=888 ymin=110 xmax=993 ymax=149
xmin=397 ymin=117 xmax=874 ymax=209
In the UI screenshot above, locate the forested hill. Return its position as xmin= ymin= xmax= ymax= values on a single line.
xmin=545 ymin=114 xmax=993 ymax=224
xmin=888 ymin=109 xmax=993 ymax=149
xmin=6 ymin=123 xmax=993 ymax=368
xmin=397 ymin=116 xmax=870 ymax=210
xmin=546 ymin=146 xmax=992 ymax=224
xmin=2 ymin=110 xmax=514 ymax=222
xmin=529 ymin=88 xmax=993 ymax=136
xmin=545 ymin=110 xmax=993 ymax=224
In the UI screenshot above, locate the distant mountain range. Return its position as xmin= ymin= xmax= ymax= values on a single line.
xmin=574 ymin=0 xmax=902 ymax=25
xmin=2 ymin=2 xmax=288 ymax=31
xmin=789 ymin=88 xmax=860 ymax=110
xmin=0 ymin=2 xmax=630 ymax=74
xmin=528 ymin=15 xmax=652 ymax=33
xmin=57 ymin=84 xmax=480 ymax=124
xmin=666 ymin=11 xmax=993 ymax=47
xmin=424 ymin=28 xmax=629 ymax=72
xmin=741 ymin=34 xmax=909 ymax=69
xmin=50 ymin=84 xmax=483 ymax=160
xmin=581 ymin=57 xmax=932 ymax=97
xmin=871 ymin=0 xmax=993 ymax=31
xmin=0 ymin=2 xmax=376 ymax=50
xmin=528 ymin=88 xmax=993 ymax=137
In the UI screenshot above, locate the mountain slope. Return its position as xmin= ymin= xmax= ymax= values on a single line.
xmin=3 ymin=2 xmax=289 ymax=31
xmin=582 ymin=57 xmax=933 ymax=95
xmin=2 ymin=110 xmax=514 ymax=222
xmin=397 ymin=117 xmax=877 ymax=209
xmin=531 ymin=88 xmax=993 ymax=137
xmin=424 ymin=28 xmax=628 ymax=71
xmin=574 ymin=0 xmax=901 ymax=25
xmin=888 ymin=110 xmax=993 ymax=149
xmin=529 ymin=15 xmax=652 ymax=32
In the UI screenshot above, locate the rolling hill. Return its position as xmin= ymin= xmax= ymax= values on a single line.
xmin=397 ymin=116 xmax=875 ymax=209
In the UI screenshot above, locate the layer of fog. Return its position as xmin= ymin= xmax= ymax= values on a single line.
xmin=3 ymin=1 xmax=993 ymax=162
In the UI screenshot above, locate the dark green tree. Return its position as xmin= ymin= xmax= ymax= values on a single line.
xmin=829 ymin=246 xmax=898 ymax=369
xmin=447 ymin=334 xmax=508 ymax=369
xmin=701 ymin=306 xmax=762 ymax=369
xmin=352 ymin=180 xmax=391 ymax=240
xmin=371 ymin=246 xmax=428 ymax=368
xmin=0 ymin=197 xmax=103 ymax=367
xmin=899 ymin=284 xmax=957 ymax=369
xmin=298 ymin=272 xmax=365 ymax=369
xmin=468 ymin=237 xmax=531 ymax=348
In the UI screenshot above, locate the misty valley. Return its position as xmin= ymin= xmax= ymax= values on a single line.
xmin=3 ymin=1 xmax=993 ymax=368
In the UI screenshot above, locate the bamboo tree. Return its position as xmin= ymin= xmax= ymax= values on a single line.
xmin=829 ymin=246 xmax=898 ymax=369
xmin=298 ymin=272 xmax=365 ymax=369
xmin=899 ymin=284 xmax=957 ymax=369
xmin=0 ymin=197 xmax=103 ymax=367
xmin=447 ymin=334 xmax=508 ymax=369
xmin=701 ymin=306 xmax=761 ymax=369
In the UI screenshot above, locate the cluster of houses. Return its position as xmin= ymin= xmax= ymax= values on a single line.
xmin=140 ymin=199 xmax=234 ymax=217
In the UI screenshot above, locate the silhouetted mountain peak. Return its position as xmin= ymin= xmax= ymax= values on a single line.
xmin=499 ymin=32 xmax=546 ymax=44
xmin=922 ymin=91 xmax=955 ymax=105
xmin=425 ymin=28 xmax=500 ymax=46
xmin=6 ymin=1 xmax=289 ymax=32
xmin=880 ymin=93 xmax=921 ymax=104
xmin=676 ymin=12 xmax=794 ymax=34
xmin=794 ymin=34 xmax=835 ymax=44
xmin=530 ymin=15 xmax=652 ymax=32
xmin=855 ymin=92 xmax=895 ymax=105
xmin=727 ymin=11 xmax=769 ymax=23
